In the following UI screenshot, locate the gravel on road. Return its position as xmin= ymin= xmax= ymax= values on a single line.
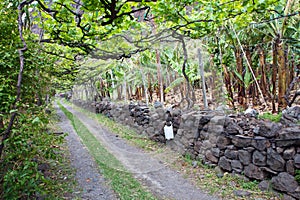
xmin=55 ymin=103 xmax=118 ymax=200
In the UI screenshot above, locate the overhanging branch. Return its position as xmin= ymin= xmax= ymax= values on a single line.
xmin=0 ymin=0 xmax=35 ymax=158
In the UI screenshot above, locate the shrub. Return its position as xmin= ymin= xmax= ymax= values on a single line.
xmin=0 ymin=106 xmax=65 ymax=199
xmin=258 ymin=112 xmax=282 ymax=122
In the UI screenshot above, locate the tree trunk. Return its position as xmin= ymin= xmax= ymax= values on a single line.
xmin=289 ymin=52 xmax=295 ymax=87
xmin=235 ymin=48 xmax=245 ymax=108
xmin=151 ymin=19 xmax=164 ymax=104
xmin=84 ymin=85 xmax=89 ymax=101
xmin=1 ymin=1 xmax=31 ymax=158
xmin=166 ymin=66 xmax=171 ymax=88
xmin=181 ymin=37 xmax=193 ymax=109
xmin=285 ymin=45 xmax=292 ymax=88
xmin=277 ymin=40 xmax=287 ymax=111
xmin=138 ymin=87 xmax=143 ymax=100
xmin=0 ymin=117 xmax=3 ymax=131
xmin=123 ymin=73 xmax=127 ymax=103
xmin=110 ymin=69 xmax=115 ymax=100
xmin=284 ymin=44 xmax=293 ymax=89
xmin=209 ymin=54 xmax=216 ymax=104
xmin=105 ymin=72 xmax=111 ymax=98
xmin=258 ymin=45 xmax=269 ymax=99
xmin=223 ymin=64 xmax=235 ymax=108
xmin=175 ymin=72 xmax=181 ymax=102
xmin=148 ymin=74 xmax=153 ymax=102
xmin=100 ymin=77 xmax=106 ymax=98
xmin=128 ymin=85 xmax=132 ymax=100
xmin=216 ymin=38 xmax=226 ymax=107
xmin=272 ymin=41 xmax=278 ymax=113
xmin=140 ymin=69 xmax=149 ymax=106
xmin=245 ymin=47 xmax=253 ymax=106
xmin=198 ymin=48 xmax=208 ymax=109
xmin=155 ymin=49 xmax=164 ymax=103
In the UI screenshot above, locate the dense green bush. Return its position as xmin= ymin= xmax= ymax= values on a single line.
xmin=0 ymin=2 xmax=72 ymax=198
xmin=0 ymin=106 xmax=65 ymax=199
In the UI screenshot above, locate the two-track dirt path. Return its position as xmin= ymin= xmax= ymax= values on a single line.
xmin=59 ymin=101 xmax=220 ymax=200
xmin=56 ymin=103 xmax=118 ymax=200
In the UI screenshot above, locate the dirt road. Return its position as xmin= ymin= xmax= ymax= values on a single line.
xmin=59 ymin=101 xmax=220 ymax=200
xmin=56 ymin=103 xmax=118 ymax=199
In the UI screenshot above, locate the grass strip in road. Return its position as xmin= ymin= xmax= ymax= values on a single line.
xmin=57 ymin=101 xmax=157 ymax=200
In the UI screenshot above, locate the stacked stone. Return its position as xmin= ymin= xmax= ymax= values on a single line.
xmin=144 ymin=107 xmax=166 ymax=142
xmin=170 ymin=111 xmax=216 ymax=157
xmin=129 ymin=102 xmax=150 ymax=126
xmin=94 ymin=100 xmax=112 ymax=118
xmin=197 ymin=115 xmax=226 ymax=164
xmin=167 ymin=110 xmax=300 ymax=199
xmin=169 ymin=112 xmax=197 ymax=155
xmin=170 ymin=109 xmax=181 ymax=136
xmin=195 ymin=114 xmax=300 ymax=199
xmin=73 ymin=100 xmax=300 ymax=199
xmin=143 ymin=104 xmax=182 ymax=143
xmin=281 ymin=106 xmax=300 ymax=124
xmin=73 ymin=99 xmax=94 ymax=112
xmin=110 ymin=104 xmax=134 ymax=126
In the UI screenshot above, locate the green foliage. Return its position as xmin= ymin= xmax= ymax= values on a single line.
xmin=0 ymin=106 xmax=67 ymax=199
xmin=242 ymin=180 xmax=259 ymax=190
xmin=0 ymin=2 xmax=77 ymax=199
xmin=295 ymin=170 xmax=300 ymax=184
xmin=164 ymin=77 xmax=185 ymax=93
xmin=258 ymin=112 xmax=282 ymax=122
xmin=183 ymin=153 xmax=193 ymax=164
xmin=0 ymin=3 xmax=20 ymax=114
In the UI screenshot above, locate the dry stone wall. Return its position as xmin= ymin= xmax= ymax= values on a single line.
xmin=72 ymin=99 xmax=300 ymax=199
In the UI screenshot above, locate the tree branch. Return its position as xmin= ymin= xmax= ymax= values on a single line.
xmin=173 ymin=32 xmax=194 ymax=109
xmin=251 ymin=11 xmax=300 ymax=24
xmin=0 ymin=0 xmax=34 ymax=157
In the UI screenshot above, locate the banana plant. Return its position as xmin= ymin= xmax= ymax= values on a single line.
xmin=251 ymin=0 xmax=300 ymax=111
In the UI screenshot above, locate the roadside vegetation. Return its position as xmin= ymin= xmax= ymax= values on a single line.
xmin=295 ymin=170 xmax=300 ymax=184
xmin=0 ymin=105 xmax=79 ymax=199
xmin=258 ymin=112 xmax=283 ymax=122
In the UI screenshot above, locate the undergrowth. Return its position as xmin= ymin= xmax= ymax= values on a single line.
xmin=0 ymin=104 xmax=76 ymax=199
xmin=295 ymin=170 xmax=300 ymax=185
xmin=258 ymin=112 xmax=282 ymax=122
